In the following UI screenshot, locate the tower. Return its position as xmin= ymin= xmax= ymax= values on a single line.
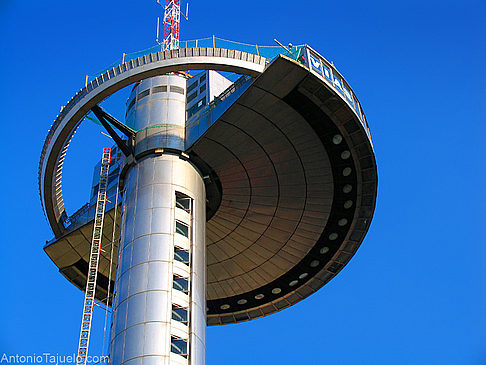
xmin=40 ymin=38 xmax=377 ymax=365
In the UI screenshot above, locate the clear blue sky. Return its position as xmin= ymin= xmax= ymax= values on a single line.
xmin=0 ymin=0 xmax=485 ymax=364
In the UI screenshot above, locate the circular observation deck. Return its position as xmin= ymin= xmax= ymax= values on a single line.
xmin=40 ymin=47 xmax=377 ymax=325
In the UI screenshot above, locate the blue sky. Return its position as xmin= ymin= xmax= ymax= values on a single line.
xmin=0 ymin=0 xmax=485 ymax=364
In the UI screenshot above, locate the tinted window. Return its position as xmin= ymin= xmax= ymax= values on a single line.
xmin=173 ymin=275 xmax=189 ymax=293
xmin=187 ymin=91 xmax=198 ymax=103
xmin=172 ymin=304 xmax=188 ymax=323
xmin=187 ymin=80 xmax=198 ymax=93
xmin=171 ymin=336 xmax=188 ymax=357
xmin=170 ymin=85 xmax=185 ymax=95
xmin=138 ymin=89 xmax=150 ymax=99
xmin=153 ymin=85 xmax=167 ymax=93
xmin=174 ymin=247 xmax=190 ymax=265
xmin=176 ymin=194 xmax=191 ymax=213
xmin=175 ymin=221 xmax=189 ymax=238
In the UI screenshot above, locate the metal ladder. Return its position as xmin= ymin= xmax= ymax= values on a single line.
xmin=76 ymin=148 xmax=112 ymax=365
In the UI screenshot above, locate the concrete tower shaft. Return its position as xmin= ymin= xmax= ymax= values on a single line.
xmin=110 ymin=75 xmax=207 ymax=365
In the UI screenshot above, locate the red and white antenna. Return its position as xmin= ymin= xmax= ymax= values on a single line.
xmin=157 ymin=0 xmax=188 ymax=50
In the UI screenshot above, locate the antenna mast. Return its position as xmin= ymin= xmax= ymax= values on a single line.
xmin=158 ymin=0 xmax=181 ymax=50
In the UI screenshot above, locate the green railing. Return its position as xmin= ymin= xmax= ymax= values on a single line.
xmin=88 ymin=36 xmax=304 ymax=82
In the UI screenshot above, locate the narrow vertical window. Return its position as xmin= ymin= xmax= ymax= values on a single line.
xmin=174 ymin=247 xmax=190 ymax=265
xmin=173 ymin=274 xmax=189 ymax=293
xmin=171 ymin=336 xmax=188 ymax=358
xmin=176 ymin=193 xmax=192 ymax=213
xmin=175 ymin=221 xmax=189 ymax=238
xmin=172 ymin=304 xmax=188 ymax=324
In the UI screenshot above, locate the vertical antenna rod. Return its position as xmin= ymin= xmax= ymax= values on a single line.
xmin=76 ymin=148 xmax=111 ymax=365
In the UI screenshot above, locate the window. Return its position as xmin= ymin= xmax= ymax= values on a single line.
xmin=187 ymin=80 xmax=198 ymax=93
xmin=170 ymin=85 xmax=185 ymax=95
xmin=138 ymin=89 xmax=150 ymax=99
xmin=153 ymin=85 xmax=167 ymax=93
xmin=174 ymin=247 xmax=190 ymax=265
xmin=171 ymin=336 xmax=188 ymax=358
xmin=172 ymin=304 xmax=188 ymax=324
xmin=199 ymin=84 xmax=206 ymax=94
xmin=200 ymin=73 xmax=206 ymax=83
xmin=176 ymin=194 xmax=191 ymax=213
xmin=173 ymin=274 xmax=189 ymax=293
xmin=187 ymin=91 xmax=198 ymax=103
xmin=175 ymin=220 xmax=189 ymax=238
xmin=187 ymin=97 xmax=206 ymax=119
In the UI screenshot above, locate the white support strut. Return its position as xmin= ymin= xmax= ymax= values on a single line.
xmin=76 ymin=148 xmax=112 ymax=365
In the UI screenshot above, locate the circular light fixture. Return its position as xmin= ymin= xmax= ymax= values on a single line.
xmin=341 ymin=150 xmax=351 ymax=159
xmin=220 ymin=304 xmax=230 ymax=310
xmin=310 ymin=260 xmax=319 ymax=268
xmin=319 ymin=246 xmax=329 ymax=254
xmin=299 ymin=273 xmax=308 ymax=279
xmin=332 ymin=134 xmax=343 ymax=144
xmin=343 ymin=167 xmax=352 ymax=176
xmin=289 ymin=280 xmax=298 ymax=287
xmin=329 ymin=233 xmax=338 ymax=240
xmin=271 ymin=288 xmax=282 ymax=294
xmin=343 ymin=184 xmax=352 ymax=193
xmin=255 ymin=294 xmax=264 ymax=300
xmin=344 ymin=200 xmax=353 ymax=209
xmin=237 ymin=299 xmax=247 ymax=305
xmin=338 ymin=218 xmax=348 ymax=226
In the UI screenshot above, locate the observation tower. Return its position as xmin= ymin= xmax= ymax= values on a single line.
xmin=39 ymin=3 xmax=377 ymax=365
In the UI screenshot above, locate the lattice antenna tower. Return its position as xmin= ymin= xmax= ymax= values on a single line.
xmin=157 ymin=0 xmax=189 ymax=50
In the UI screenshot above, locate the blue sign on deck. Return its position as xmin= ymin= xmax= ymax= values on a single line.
xmin=309 ymin=53 xmax=323 ymax=75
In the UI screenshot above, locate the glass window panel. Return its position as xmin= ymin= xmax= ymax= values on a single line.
xmin=171 ymin=336 xmax=188 ymax=357
xmin=175 ymin=221 xmax=189 ymax=238
xmin=172 ymin=304 xmax=188 ymax=324
xmin=187 ymin=91 xmax=198 ymax=103
xmin=174 ymin=247 xmax=190 ymax=265
xmin=173 ymin=275 xmax=189 ymax=293
xmin=187 ymin=80 xmax=198 ymax=93
xmin=176 ymin=195 xmax=191 ymax=213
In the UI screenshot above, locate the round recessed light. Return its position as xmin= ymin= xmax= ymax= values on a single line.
xmin=271 ymin=288 xmax=282 ymax=294
xmin=341 ymin=150 xmax=351 ymax=159
xmin=343 ymin=167 xmax=352 ymax=176
xmin=320 ymin=246 xmax=329 ymax=254
xmin=332 ymin=134 xmax=343 ymax=144
xmin=338 ymin=218 xmax=348 ymax=226
xmin=255 ymin=294 xmax=264 ymax=300
xmin=343 ymin=184 xmax=352 ymax=193
xmin=220 ymin=304 xmax=230 ymax=310
xmin=289 ymin=280 xmax=298 ymax=287
xmin=299 ymin=273 xmax=308 ymax=279
xmin=237 ymin=299 xmax=247 ymax=305
xmin=310 ymin=260 xmax=320 ymax=268
xmin=329 ymin=233 xmax=338 ymax=240
xmin=344 ymin=200 xmax=353 ymax=209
